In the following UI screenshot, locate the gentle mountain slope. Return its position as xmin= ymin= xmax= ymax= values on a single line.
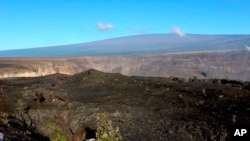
xmin=1 ymin=34 xmax=250 ymax=57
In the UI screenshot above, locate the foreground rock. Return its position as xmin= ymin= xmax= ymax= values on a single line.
xmin=0 ymin=69 xmax=250 ymax=140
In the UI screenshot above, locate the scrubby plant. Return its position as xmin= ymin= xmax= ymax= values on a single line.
xmin=47 ymin=121 xmax=56 ymax=132
xmin=96 ymin=113 xmax=122 ymax=141
xmin=50 ymin=132 xmax=66 ymax=141
xmin=193 ymin=76 xmax=198 ymax=82
xmin=188 ymin=76 xmax=198 ymax=82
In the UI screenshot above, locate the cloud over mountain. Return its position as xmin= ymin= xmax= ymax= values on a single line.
xmin=97 ymin=23 xmax=115 ymax=31
xmin=171 ymin=27 xmax=185 ymax=37
xmin=245 ymin=45 xmax=250 ymax=52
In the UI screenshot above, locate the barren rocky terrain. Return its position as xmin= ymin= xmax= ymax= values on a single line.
xmin=0 ymin=69 xmax=250 ymax=140
xmin=0 ymin=48 xmax=250 ymax=140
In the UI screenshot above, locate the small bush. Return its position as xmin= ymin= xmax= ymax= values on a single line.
xmin=50 ymin=132 xmax=66 ymax=141
xmin=46 ymin=121 xmax=56 ymax=132
xmin=96 ymin=113 xmax=122 ymax=141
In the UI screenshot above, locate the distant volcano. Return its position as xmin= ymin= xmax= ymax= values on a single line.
xmin=0 ymin=34 xmax=250 ymax=57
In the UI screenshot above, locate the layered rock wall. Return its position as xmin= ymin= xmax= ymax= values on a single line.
xmin=0 ymin=50 xmax=249 ymax=81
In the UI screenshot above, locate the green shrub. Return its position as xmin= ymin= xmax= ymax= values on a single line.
xmin=50 ymin=132 xmax=66 ymax=141
xmin=47 ymin=120 xmax=56 ymax=132
xmin=96 ymin=113 xmax=122 ymax=141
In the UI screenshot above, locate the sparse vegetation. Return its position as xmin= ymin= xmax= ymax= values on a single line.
xmin=96 ymin=113 xmax=122 ymax=141
xmin=188 ymin=76 xmax=198 ymax=82
xmin=45 ymin=120 xmax=67 ymax=141
xmin=16 ymin=99 xmax=28 ymax=112
xmin=47 ymin=121 xmax=56 ymax=132
xmin=50 ymin=132 xmax=66 ymax=141
xmin=1 ymin=70 xmax=249 ymax=140
xmin=193 ymin=76 xmax=198 ymax=82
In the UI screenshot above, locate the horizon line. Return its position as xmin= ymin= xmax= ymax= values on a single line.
xmin=0 ymin=33 xmax=250 ymax=51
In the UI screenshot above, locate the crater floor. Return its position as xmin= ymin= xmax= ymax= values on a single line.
xmin=0 ymin=70 xmax=250 ymax=140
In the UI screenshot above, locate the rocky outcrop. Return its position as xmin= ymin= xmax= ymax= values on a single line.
xmin=0 ymin=70 xmax=250 ymax=140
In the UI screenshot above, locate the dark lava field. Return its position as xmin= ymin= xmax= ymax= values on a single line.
xmin=0 ymin=69 xmax=250 ymax=141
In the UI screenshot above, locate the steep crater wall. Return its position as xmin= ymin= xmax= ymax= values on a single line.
xmin=0 ymin=50 xmax=249 ymax=81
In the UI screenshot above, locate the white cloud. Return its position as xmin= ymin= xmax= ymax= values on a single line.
xmin=245 ymin=45 xmax=250 ymax=52
xmin=97 ymin=23 xmax=115 ymax=31
xmin=171 ymin=27 xmax=185 ymax=37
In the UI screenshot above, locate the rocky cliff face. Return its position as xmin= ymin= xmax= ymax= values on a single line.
xmin=0 ymin=50 xmax=250 ymax=81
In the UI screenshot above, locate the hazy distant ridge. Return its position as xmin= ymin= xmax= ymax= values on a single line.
xmin=1 ymin=34 xmax=250 ymax=57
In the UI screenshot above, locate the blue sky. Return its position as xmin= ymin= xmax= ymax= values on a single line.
xmin=0 ymin=0 xmax=249 ymax=50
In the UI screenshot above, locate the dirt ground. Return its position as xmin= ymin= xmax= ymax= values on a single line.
xmin=0 ymin=69 xmax=250 ymax=141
